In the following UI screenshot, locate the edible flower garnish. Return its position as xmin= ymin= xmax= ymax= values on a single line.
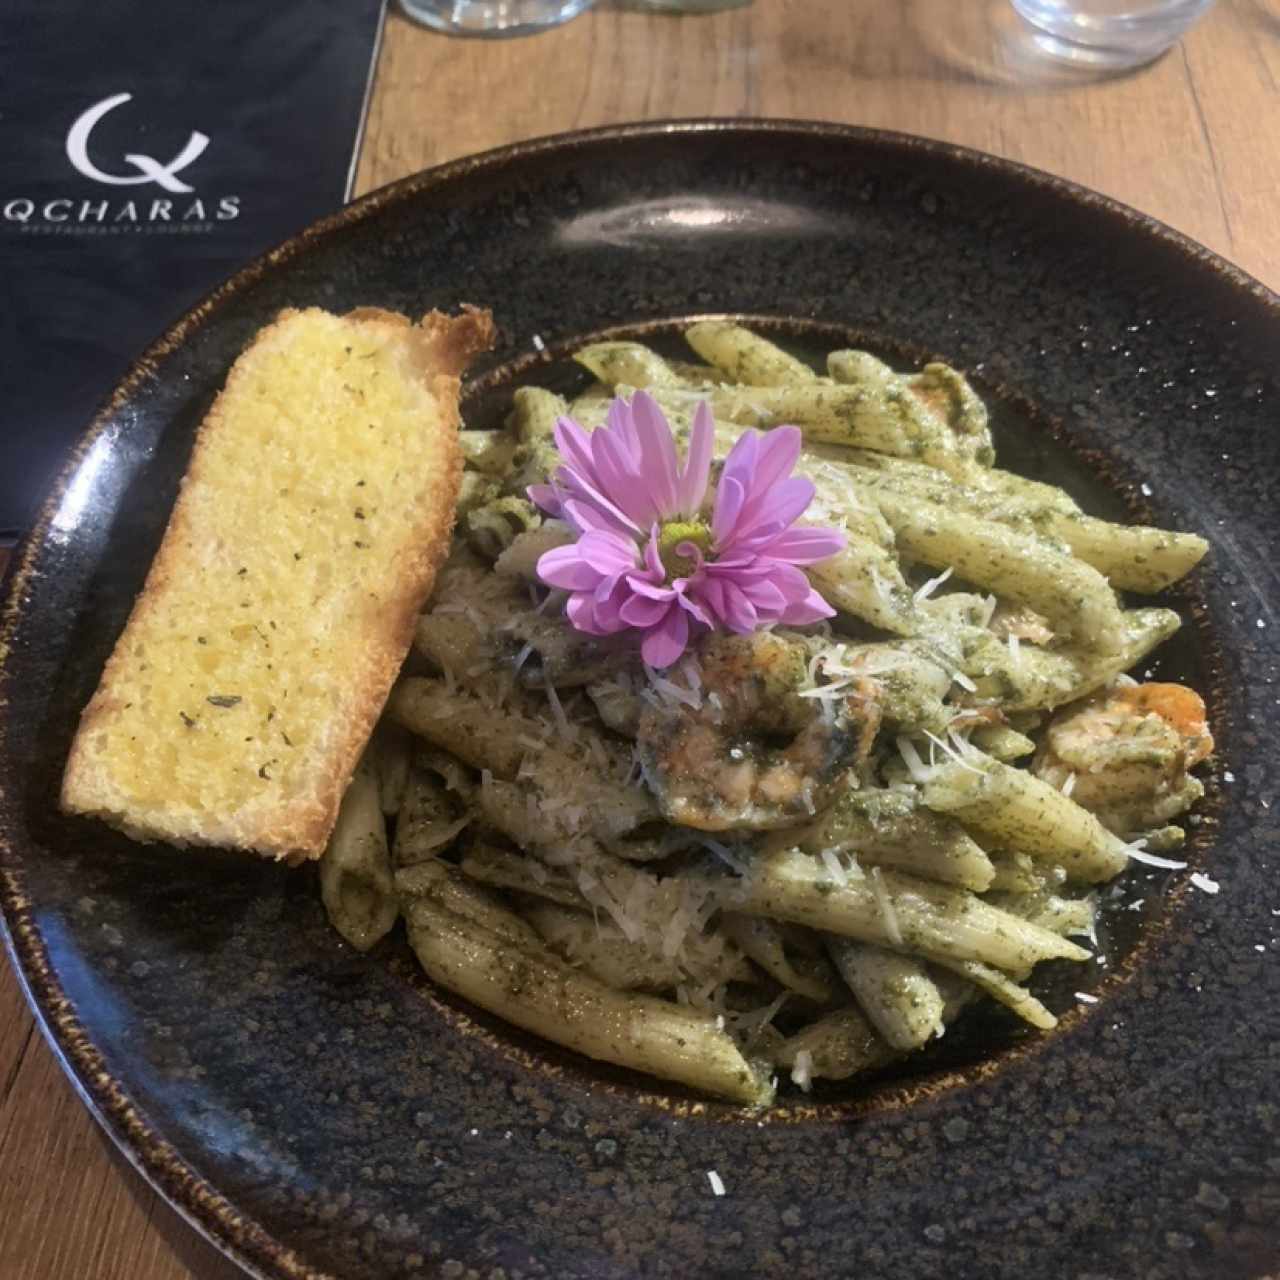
xmin=528 ymin=392 xmax=845 ymax=667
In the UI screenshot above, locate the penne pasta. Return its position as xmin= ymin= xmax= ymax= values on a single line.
xmin=716 ymin=850 xmax=1089 ymax=973
xmin=388 ymin=679 xmax=543 ymax=778
xmin=773 ymin=1006 xmax=897 ymax=1082
xmin=319 ymin=755 xmax=398 ymax=952
xmin=777 ymin=787 xmax=996 ymax=892
xmin=402 ymin=891 xmax=774 ymax=1105
xmin=721 ymin=913 xmax=839 ymax=1004
xmin=684 ymin=321 xmax=817 ymax=386
xmin=929 ymin=957 xmax=1057 ymax=1030
xmin=509 ymin=386 xmax=568 ymax=445
xmin=522 ymin=899 xmax=750 ymax=993
xmin=573 ymin=342 xmax=685 ymax=390
xmin=324 ymin=323 xmax=1211 ymax=1105
xmin=870 ymin=489 xmax=1127 ymax=653
xmin=494 ymin=525 xmax=574 ymax=581
xmin=459 ymin=428 xmax=520 ymax=476
xmin=393 ymin=762 xmax=470 ymax=868
xmin=826 ymin=938 xmax=946 ymax=1051
xmin=922 ymin=755 xmax=1130 ymax=883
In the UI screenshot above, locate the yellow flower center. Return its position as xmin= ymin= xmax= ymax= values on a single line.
xmin=657 ymin=520 xmax=712 ymax=581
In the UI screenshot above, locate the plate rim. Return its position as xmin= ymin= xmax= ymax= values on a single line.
xmin=2 ymin=117 xmax=1278 ymax=1280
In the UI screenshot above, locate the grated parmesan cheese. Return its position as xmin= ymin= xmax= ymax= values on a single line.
xmin=643 ymin=660 xmax=702 ymax=710
xmin=699 ymin=836 xmax=749 ymax=875
xmin=897 ymin=736 xmax=935 ymax=784
xmin=531 ymin=332 xmax=546 ymax=352
xmin=819 ymin=847 xmax=849 ymax=888
xmin=924 ymin=729 xmax=984 ymax=776
xmin=1124 ymin=839 xmax=1188 ymax=870
xmin=544 ymin=681 xmax=573 ymax=742
xmin=1074 ymin=992 xmax=1099 ymax=1004
xmin=790 ymin=1050 xmax=814 ymax=1093
xmin=707 ymin=1170 xmax=726 ymax=1196
xmin=1061 ymin=772 xmax=1077 ymax=798
xmin=868 ymin=865 xmax=904 ymax=947
xmin=534 ymin=588 xmax=566 ymax=617
xmin=913 ymin=566 xmax=954 ymax=604
xmin=1189 ymin=872 xmax=1220 ymax=895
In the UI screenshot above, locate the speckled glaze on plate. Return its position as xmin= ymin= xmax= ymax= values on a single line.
xmin=2 ymin=122 xmax=1278 ymax=1280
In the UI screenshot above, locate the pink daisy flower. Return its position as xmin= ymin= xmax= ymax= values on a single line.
xmin=528 ymin=391 xmax=845 ymax=668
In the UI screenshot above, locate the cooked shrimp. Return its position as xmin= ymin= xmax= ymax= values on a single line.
xmin=1032 ymin=681 xmax=1213 ymax=836
xmin=637 ymin=632 xmax=877 ymax=831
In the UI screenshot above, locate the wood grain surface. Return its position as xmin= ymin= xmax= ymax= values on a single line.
xmin=3 ymin=1 xmax=1278 ymax=1276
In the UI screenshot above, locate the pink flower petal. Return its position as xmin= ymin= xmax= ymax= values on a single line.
xmin=719 ymin=430 xmax=760 ymax=514
xmin=711 ymin=475 xmax=746 ymax=547
xmin=641 ymin=604 xmax=690 ymax=668
xmin=675 ymin=585 xmax=714 ymax=629
xmin=764 ymin=561 xmax=815 ymax=604
xmin=757 ymin=525 xmax=846 ymax=564
xmin=703 ymin=554 xmax=776 ymax=580
xmin=631 ymin=392 xmax=680 ymax=517
xmin=676 ymin=400 xmax=714 ymax=516
xmin=719 ymin=580 xmax=759 ymax=633
xmin=619 ymin=593 xmax=671 ymax=628
xmin=693 ymin=574 xmax=727 ymax=622
xmin=642 ymin=525 xmax=666 ymax=580
xmin=778 ymin=587 xmax=837 ymax=625
xmin=626 ymin=574 xmax=676 ymax=602
xmin=740 ymin=578 xmax=787 ymax=615
xmin=593 ymin=421 xmax=659 ymax=528
xmin=566 ymin=590 xmax=625 ymax=635
xmin=578 ymin=577 xmax=633 ymax=633
xmin=553 ymin=416 xmax=598 ymax=481
xmin=537 ymin=545 xmax=606 ymax=591
xmin=751 ymin=426 xmax=803 ymax=494
xmin=527 ymin=483 xmax=563 ymax=517
xmin=740 ymin=476 xmax=815 ymax=542
xmin=560 ymin=496 xmax=631 ymax=538
xmin=557 ymin=469 xmax=642 ymax=538
xmin=605 ymin=396 xmax=642 ymax=463
xmin=576 ymin=529 xmax=641 ymax=576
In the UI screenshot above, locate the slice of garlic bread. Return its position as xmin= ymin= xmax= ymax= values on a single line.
xmin=62 ymin=304 xmax=495 ymax=861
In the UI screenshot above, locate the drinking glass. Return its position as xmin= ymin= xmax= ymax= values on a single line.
xmin=1009 ymin=0 xmax=1216 ymax=67
xmin=400 ymin=0 xmax=595 ymax=37
xmin=622 ymin=1 xmax=751 ymax=10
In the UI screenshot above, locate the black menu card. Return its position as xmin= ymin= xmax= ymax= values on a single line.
xmin=0 ymin=0 xmax=388 ymax=537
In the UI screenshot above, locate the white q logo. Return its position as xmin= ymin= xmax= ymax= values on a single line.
xmin=66 ymin=93 xmax=208 ymax=194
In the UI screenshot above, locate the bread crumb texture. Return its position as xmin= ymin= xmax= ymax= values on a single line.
xmin=61 ymin=305 xmax=495 ymax=861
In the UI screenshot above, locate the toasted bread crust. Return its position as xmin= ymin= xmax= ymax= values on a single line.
xmin=61 ymin=305 xmax=494 ymax=861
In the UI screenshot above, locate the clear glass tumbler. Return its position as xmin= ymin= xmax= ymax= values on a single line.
xmin=622 ymin=1 xmax=752 ymax=10
xmin=400 ymin=0 xmax=595 ymax=37
xmin=1009 ymin=0 xmax=1216 ymax=67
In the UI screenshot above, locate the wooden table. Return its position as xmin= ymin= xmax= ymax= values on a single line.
xmin=3 ymin=2 xmax=1278 ymax=1276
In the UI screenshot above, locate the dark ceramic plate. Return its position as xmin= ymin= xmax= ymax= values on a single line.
xmin=3 ymin=122 xmax=1279 ymax=1280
